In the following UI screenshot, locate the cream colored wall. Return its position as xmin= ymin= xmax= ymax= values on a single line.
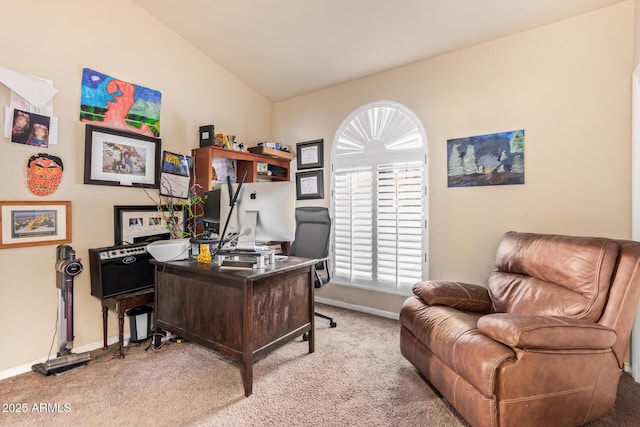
xmin=0 ymin=1 xmax=635 ymax=375
xmin=636 ymin=0 xmax=640 ymax=63
xmin=273 ymin=1 xmax=635 ymax=314
xmin=0 ymin=0 xmax=271 ymax=373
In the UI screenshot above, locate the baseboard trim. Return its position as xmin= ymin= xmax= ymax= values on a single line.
xmin=314 ymin=296 xmax=399 ymax=320
xmin=0 ymin=334 xmax=129 ymax=381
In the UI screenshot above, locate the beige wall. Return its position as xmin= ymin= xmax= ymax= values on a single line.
xmin=636 ymin=0 xmax=640 ymax=64
xmin=0 ymin=1 xmax=636 ymax=374
xmin=0 ymin=0 xmax=271 ymax=373
xmin=273 ymin=1 xmax=635 ymax=314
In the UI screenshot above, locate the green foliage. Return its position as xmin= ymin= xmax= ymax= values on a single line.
xmin=510 ymin=130 xmax=525 ymax=153
xmin=145 ymin=184 xmax=204 ymax=239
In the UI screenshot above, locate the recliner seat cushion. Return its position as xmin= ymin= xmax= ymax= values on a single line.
xmin=489 ymin=232 xmax=619 ymax=321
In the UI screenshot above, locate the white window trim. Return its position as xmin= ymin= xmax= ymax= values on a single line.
xmin=330 ymin=100 xmax=429 ymax=294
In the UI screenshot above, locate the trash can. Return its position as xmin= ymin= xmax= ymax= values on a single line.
xmin=126 ymin=305 xmax=153 ymax=343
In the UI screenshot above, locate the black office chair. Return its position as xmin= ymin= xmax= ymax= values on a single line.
xmin=287 ymin=207 xmax=337 ymax=329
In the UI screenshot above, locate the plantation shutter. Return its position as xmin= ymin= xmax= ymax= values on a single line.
xmin=377 ymin=163 xmax=424 ymax=288
xmin=332 ymin=101 xmax=428 ymax=293
xmin=334 ymin=167 xmax=374 ymax=282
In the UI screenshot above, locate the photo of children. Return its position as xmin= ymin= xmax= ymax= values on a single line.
xmin=11 ymin=110 xmax=30 ymax=144
xmin=27 ymin=123 xmax=49 ymax=147
xmin=10 ymin=109 xmax=51 ymax=147
xmin=102 ymin=142 xmax=146 ymax=176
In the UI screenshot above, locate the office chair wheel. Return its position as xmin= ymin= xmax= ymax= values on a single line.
xmin=302 ymin=332 xmax=309 ymax=341
xmin=330 ymin=321 xmax=337 ymax=328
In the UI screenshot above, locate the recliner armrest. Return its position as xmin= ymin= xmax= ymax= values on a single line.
xmin=412 ymin=281 xmax=492 ymax=313
xmin=477 ymin=313 xmax=617 ymax=350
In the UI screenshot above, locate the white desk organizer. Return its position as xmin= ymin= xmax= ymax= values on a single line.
xmin=215 ymin=247 xmax=275 ymax=269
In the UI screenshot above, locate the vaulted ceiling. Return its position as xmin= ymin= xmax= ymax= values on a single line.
xmin=132 ymin=0 xmax=625 ymax=102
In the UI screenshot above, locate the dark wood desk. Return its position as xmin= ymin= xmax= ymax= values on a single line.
xmin=101 ymin=288 xmax=154 ymax=358
xmin=151 ymin=256 xmax=316 ymax=397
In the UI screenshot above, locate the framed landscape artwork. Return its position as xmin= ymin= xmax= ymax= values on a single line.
xmin=447 ymin=129 xmax=525 ymax=188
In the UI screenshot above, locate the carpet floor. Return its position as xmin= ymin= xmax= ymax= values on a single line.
xmin=0 ymin=304 xmax=638 ymax=426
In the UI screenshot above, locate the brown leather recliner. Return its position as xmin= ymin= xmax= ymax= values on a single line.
xmin=400 ymin=231 xmax=640 ymax=427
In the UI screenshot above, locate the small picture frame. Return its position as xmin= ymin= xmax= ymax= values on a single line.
xmin=84 ymin=124 xmax=161 ymax=188
xmin=0 ymin=201 xmax=71 ymax=249
xmin=114 ymin=205 xmax=187 ymax=245
xmin=159 ymin=151 xmax=191 ymax=199
xmin=296 ymin=139 xmax=324 ymax=170
xmin=296 ymin=170 xmax=324 ymax=200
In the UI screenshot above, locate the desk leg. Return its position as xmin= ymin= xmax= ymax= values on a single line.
xmin=102 ymin=306 xmax=108 ymax=349
xmin=118 ymin=311 xmax=125 ymax=358
xmin=308 ymin=266 xmax=315 ymax=354
xmin=242 ymin=358 xmax=253 ymax=397
xmin=308 ymin=328 xmax=314 ymax=354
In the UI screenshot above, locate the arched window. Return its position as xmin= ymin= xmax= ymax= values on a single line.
xmin=331 ymin=101 xmax=428 ymax=294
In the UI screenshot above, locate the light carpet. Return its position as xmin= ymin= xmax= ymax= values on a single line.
xmin=1 ymin=304 xmax=639 ymax=426
xmin=0 ymin=304 xmax=463 ymax=426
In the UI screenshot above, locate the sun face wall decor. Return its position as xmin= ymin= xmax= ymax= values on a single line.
xmin=27 ymin=153 xmax=63 ymax=196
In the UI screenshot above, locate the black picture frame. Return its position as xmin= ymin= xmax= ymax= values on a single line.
xmin=296 ymin=139 xmax=324 ymax=170
xmin=84 ymin=124 xmax=161 ymax=188
xmin=114 ymin=205 xmax=187 ymax=245
xmin=295 ymin=170 xmax=324 ymax=200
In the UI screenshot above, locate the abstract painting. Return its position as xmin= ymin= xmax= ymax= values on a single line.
xmin=447 ymin=129 xmax=524 ymax=188
xmin=80 ymin=68 xmax=161 ymax=137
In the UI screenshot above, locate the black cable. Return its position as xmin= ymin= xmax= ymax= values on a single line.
xmin=216 ymin=170 xmax=247 ymax=252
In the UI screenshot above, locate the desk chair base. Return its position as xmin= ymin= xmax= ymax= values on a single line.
xmin=316 ymin=311 xmax=337 ymax=328
xmin=303 ymin=312 xmax=337 ymax=341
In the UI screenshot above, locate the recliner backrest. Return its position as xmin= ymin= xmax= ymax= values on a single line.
xmin=487 ymin=231 xmax=619 ymax=321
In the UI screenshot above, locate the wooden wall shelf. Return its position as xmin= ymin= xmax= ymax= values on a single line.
xmin=192 ymin=146 xmax=292 ymax=196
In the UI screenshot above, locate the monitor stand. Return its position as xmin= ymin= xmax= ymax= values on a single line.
xmin=236 ymin=210 xmax=257 ymax=251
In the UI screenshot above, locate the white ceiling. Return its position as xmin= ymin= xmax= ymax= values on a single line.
xmin=132 ymin=0 xmax=625 ymax=102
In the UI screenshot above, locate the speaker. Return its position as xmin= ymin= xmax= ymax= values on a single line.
xmin=89 ymin=243 xmax=154 ymax=299
xmin=199 ymin=124 xmax=215 ymax=147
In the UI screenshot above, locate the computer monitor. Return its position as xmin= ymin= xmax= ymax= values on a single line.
xmin=219 ymin=181 xmax=295 ymax=249
xmin=202 ymin=188 xmax=221 ymax=235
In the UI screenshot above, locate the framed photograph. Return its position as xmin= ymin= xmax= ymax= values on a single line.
xmin=114 ymin=205 xmax=187 ymax=245
xmin=84 ymin=124 xmax=161 ymax=188
xmin=0 ymin=201 xmax=71 ymax=249
xmin=296 ymin=139 xmax=324 ymax=170
xmin=296 ymin=170 xmax=324 ymax=200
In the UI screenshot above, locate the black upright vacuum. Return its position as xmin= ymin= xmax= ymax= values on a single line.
xmin=32 ymin=245 xmax=91 ymax=375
